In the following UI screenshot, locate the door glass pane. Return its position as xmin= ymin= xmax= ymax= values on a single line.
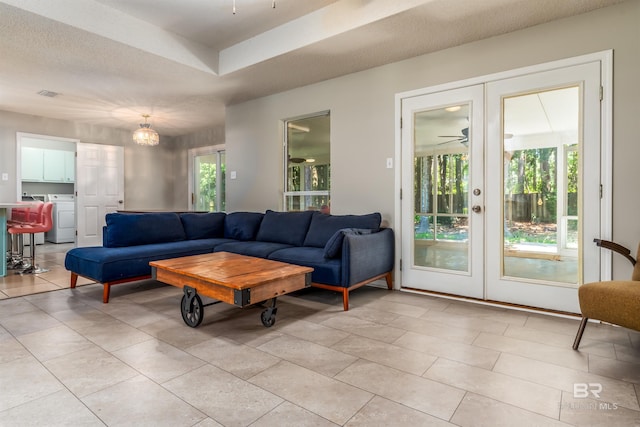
xmin=194 ymin=151 xmax=225 ymax=212
xmin=502 ymin=87 xmax=579 ymax=284
xmin=285 ymin=113 xmax=330 ymax=212
xmin=413 ymin=104 xmax=470 ymax=272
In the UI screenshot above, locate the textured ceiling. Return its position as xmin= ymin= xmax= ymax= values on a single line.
xmin=0 ymin=0 xmax=625 ymax=137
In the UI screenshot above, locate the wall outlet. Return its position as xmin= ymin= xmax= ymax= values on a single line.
xmin=1 ymin=173 xmax=8 ymax=181
xmin=386 ymin=158 xmax=393 ymax=169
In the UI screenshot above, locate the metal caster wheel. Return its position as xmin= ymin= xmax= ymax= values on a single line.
xmin=261 ymin=309 xmax=276 ymax=327
xmin=181 ymin=290 xmax=204 ymax=328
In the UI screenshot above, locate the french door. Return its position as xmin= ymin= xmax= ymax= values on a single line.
xmin=188 ymin=146 xmax=226 ymax=212
xmin=401 ymin=59 xmax=604 ymax=313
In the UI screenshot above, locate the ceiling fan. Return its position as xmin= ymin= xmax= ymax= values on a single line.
xmin=438 ymin=127 xmax=469 ymax=146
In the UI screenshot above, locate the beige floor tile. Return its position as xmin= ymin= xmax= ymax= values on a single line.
xmin=0 ymin=292 xmax=8 ymax=299
xmin=257 ymin=334 xmax=358 ymax=376
xmin=473 ymin=331 xmax=589 ymax=371
xmin=187 ymin=335 xmax=281 ymax=379
xmin=276 ymin=318 xmax=350 ymax=347
xmin=96 ymin=299 xmax=173 ymax=328
xmin=559 ymin=390 xmax=640 ymax=425
xmin=0 ymin=297 xmax=40 ymax=318
xmin=345 ymin=395 xmax=454 ymax=426
xmin=164 ymin=364 xmax=283 ymax=426
xmin=335 ymin=359 xmax=465 ymax=420
xmin=73 ymin=318 xmax=153 ymax=351
xmin=0 ymin=356 xmax=64 ymax=411
xmin=332 ymin=334 xmax=437 ymax=375
xmin=494 ymin=353 xmax=639 ymax=411
xmin=451 ymin=392 xmax=571 ymax=427
xmin=320 ymin=313 xmax=406 ymax=343
xmin=419 ymin=309 xmax=510 ymax=335
xmin=394 ymin=330 xmax=500 ymax=370
xmin=193 ymin=418 xmax=224 ymax=427
xmin=51 ymin=304 xmax=118 ymax=330
xmin=2 ymin=282 xmax=62 ymax=298
xmin=614 ymin=343 xmax=640 ymax=364
xmin=383 ymin=291 xmax=453 ymax=311
xmin=387 ymin=315 xmax=479 ymax=344
xmin=341 ymin=305 xmax=403 ymax=325
xmin=82 ymin=374 xmax=206 ymax=427
xmin=354 ymin=299 xmax=429 ymax=318
xmin=424 ymin=358 xmax=562 ymax=418
xmin=112 ymin=338 xmax=206 ymax=383
xmin=506 ymin=324 xmax=617 ymax=359
xmin=252 ymin=401 xmax=339 ymax=427
xmin=250 ymin=360 xmax=373 ymax=425
xmin=43 ymin=345 xmax=138 ymax=397
xmin=139 ymin=317 xmax=222 ymax=348
xmin=0 ymin=307 xmax=61 ymax=336
xmin=0 ymin=389 xmax=104 ymax=426
xmin=24 ymin=289 xmax=92 ymax=314
xmin=588 ymin=354 xmax=640 ymax=384
xmin=17 ymin=324 xmax=94 ymax=361
xmin=0 ymin=334 xmax=31 ymax=364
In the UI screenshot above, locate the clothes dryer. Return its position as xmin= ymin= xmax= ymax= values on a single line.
xmin=46 ymin=194 xmax=75 ymax=243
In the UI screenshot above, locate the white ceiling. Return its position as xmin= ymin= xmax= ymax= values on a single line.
xmin=0 ymin=0 xmax=624 ymax=137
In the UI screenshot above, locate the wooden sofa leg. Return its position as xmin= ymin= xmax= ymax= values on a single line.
xmin=343 ymin=288 xmax=350 ymax=311
xmin=573 ymin=317 xmax=589 ymax=350
xmin=70 ymin=272 xmax=78 ymax=289
xmin=103 ymin=283 xmax=111 ymax=304
xmin=385 ymin=271 xmax=393 ymax=290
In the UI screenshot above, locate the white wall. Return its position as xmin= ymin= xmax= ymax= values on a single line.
xmin=0 ymin=110 xmax=181 ymax=210
xmin=225 ymin=0 xmax=640 ymax=278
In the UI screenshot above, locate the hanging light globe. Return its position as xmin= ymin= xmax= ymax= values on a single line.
xmin=133 ymin=114 xmax=159 ymax=146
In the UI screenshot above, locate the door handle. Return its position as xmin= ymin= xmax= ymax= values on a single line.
xmin=471 ymin=205 xmax=482 ymax=213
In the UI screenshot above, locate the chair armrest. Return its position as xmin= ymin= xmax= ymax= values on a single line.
xmin=594 ymin=238 xmax=636 ymax=266
xmin=341 ymin=228 xmax=395 ymax=286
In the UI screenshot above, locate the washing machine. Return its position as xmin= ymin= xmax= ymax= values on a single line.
xmin=46 ymin=194 xmax=76 ymax=243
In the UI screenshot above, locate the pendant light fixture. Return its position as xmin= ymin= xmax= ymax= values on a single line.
xmin=133 ymin=114 xmax=159 ymax=146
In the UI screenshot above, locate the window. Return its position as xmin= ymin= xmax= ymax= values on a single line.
xmin=189 ymin=146 xmax=225 ymax=212
xmin=284 ymin=112 xmax=330 ymax=212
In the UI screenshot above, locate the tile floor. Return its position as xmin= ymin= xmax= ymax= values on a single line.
xmin=1 ymin=244 xmax=640 ymax=426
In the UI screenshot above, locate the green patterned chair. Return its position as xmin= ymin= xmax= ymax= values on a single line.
xmin=573 ymin=239 xmax=640 ymax=350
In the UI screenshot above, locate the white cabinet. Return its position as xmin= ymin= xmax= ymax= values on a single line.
xmin=64 ymin=151 xmax=75 ymax=182
xmin=21 ymin=147 xmax=75 ymax=183
xmin=21 ymin=147 xmax=44 ymax=181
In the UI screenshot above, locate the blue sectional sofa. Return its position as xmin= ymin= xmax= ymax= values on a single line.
xmin=65 ymin=210 xmax=395 ymax=310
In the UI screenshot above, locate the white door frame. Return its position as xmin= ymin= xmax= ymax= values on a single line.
xmin=187 ymin=144 xmax=225 ymax=211
xmin=394 ymin=50 xmax=613 ymax=293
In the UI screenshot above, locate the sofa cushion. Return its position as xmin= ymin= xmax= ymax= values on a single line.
xmin=224 ymin=212 xmax=264 ymax=241
xmin=256 ymin=210 xmax=315 ymax=246
xmin=65 ymin=239 xmax=227 ymax=283
xmin=324 ymin=228 xmax=373 ymax=259
xmin=104 ymin=212 xmax=186 ymax=248
xmin=303 ymin=212 xmax=382 ymax=248
xmin=268 ymin=247 xmax=342 ymax=286
xmin=179 ymin=212 xmax=226 ymax=240
xmin=214 ymin=241 xmax=293 ymax=258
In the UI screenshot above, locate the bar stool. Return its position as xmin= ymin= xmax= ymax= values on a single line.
xmin=8 ymin=202 xmax=52 ymax=274
xmin=6 ymin=203 xmax=42 ymax=270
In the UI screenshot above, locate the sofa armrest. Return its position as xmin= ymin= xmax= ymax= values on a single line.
xmin=341 ymin=228 xmax=394 ymax=286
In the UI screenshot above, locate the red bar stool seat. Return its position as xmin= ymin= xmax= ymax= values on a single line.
xmin=6 ymin=203 xmax=42 ymax=270
xmin=8 ymin=202 xmax=52 ymax=274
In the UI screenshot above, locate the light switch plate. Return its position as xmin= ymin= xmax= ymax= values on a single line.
xmin=230 ymin=171 xmax=237 ymax=179
xmin=386 ymin=158 xmax=393 ymax=169
xmin=1 ymin=173 xmax=8 ymax=181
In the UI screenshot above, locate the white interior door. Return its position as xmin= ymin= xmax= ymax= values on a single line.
xmin=401 ymin=85 xmax=485 ymax=299
xmin=76 ymin=143 xmax=124 ymax=247
xmin=485 ymin=62 xmax=602 ymax=313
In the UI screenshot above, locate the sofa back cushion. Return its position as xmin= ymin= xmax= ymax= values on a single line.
xmin=179 ymin=212 xmax=226 ymax=240
xmin=256 ymin=210 xmax=315 ymax=246
xmin=104 ymin=212 xmax=186 ymax=248
xmin=224 ymin=212 xmax=264 ymax=241
xmin=303 ymin=212 xmax=382 ymax=248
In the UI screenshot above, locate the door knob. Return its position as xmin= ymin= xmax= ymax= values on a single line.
xmin=118 ymin=200 xmax=124 ymax=204
xmin=471 ymin=205 xmax=482 ymax=213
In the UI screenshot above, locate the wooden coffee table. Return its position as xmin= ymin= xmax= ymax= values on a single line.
xmin=150 ymin=252 xmax=313 ymax=328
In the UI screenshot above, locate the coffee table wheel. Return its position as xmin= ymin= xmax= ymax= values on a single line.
xmin=181 ymin=292 xmax=204 ymax=328
xmin=261 ymin=309 xmax=276 ymax=327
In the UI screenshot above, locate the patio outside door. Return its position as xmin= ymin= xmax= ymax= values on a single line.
xmin=401 ymin=60 xmax=603 ymax=313
xmin=401 ymin=85 xmax=485 ymax=299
